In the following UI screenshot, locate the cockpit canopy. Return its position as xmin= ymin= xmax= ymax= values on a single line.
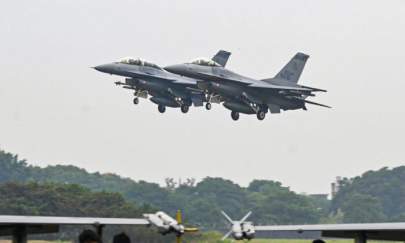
xmin=189 ymin=58 xmax=221 ymax=67
xmin=118 ymin=57 xmax=162 ymax=70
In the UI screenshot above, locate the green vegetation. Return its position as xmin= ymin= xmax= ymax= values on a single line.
xmin=0 ymin=182 xmax=148 ymax=217
xmin=331 ymin=167 xmax=405 ymax=223
xmin=0 ymin=150 xmax=322 ymax=229
xmin=0 ymin=181 xmax=166 ymax=242
xmin=1 ymin=148 xmax=405 ymax=235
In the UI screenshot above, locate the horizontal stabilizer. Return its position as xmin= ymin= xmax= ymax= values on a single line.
xmin=184 ymin=227 xmax=199 ymax=232
xmin=300 ymin=85 xmax=327 ymax=92
xmin=303 ymin=99 xmax=331 ymax=108
xmin=249 ymin=82 xmax=312 ymax=92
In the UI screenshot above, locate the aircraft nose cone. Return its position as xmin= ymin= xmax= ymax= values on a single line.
xmin=93 ymin=64 xmax=110 ymax=73
xmin=234 ymin=232 xmax=243 ymax=239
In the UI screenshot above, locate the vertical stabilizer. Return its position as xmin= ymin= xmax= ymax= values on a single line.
xmin=275 ymin=52 xmax=309 ymax=83
xmin=212 ymin=50 xmax=231 ymax=67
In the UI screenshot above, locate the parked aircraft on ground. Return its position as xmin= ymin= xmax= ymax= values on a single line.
xmin=221 ymin=211 xmax=405 ymax=243
xmin=0 ymin=211 xmax=197 ymax=243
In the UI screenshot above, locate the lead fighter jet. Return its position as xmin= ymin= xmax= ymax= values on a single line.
xmin=93 ymin=51 xmax=230 ymax=114
xmin=164 ymin=51 xmax=330 ymax=121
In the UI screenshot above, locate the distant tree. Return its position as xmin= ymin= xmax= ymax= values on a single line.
xmin=340 ymin=193 xmax=386 ymax=223
xmin=249 ymin=186 xmax=321 ymax=225
xmin=247 ymin=180 xmax=287 ymax=193
xmin=0 ymin=150 xmax=30 ymax=182
xmin=0 ymin=149 xmax=329 ymax=229
xmin=331 ymin=166 xmax=405 ymax=222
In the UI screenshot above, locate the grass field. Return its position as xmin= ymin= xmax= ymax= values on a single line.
xmin=245 ymin=240 xmax=354 ymax=243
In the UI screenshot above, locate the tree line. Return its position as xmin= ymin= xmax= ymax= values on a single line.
xmin=1 ymin=149 xmax=405 ymax=230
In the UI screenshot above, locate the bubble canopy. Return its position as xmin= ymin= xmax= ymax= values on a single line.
xmin=189 ymin=58 xmax=220 ymax=67
xmin=118 ymin=57 xmax=162 ymax=70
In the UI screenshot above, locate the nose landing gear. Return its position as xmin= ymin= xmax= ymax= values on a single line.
xmin=158 ymin=105 xmax=166 ymax=113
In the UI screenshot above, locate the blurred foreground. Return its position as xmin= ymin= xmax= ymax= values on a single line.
xmin=0 ymin=239 xmax=402 ymax=243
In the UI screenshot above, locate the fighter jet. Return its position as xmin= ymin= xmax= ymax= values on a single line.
xmin=93 ymin=51 xmax=230 ymax=114
xmin=164 ymin=52 xmax=330 ymax=121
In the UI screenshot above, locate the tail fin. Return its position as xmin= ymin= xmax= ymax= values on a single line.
xmin=212 ymin=50 xmax=231 ymax=67
xmin=275 ymin=52 xmax=309 ymax=83
xmin=176 ymin=210 xmax=182 ymax=224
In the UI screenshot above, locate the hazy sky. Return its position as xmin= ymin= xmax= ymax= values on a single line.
xmin=1 ymin=0 xmax=404 ymax=194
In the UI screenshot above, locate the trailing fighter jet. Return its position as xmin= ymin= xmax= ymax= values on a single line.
xmin=93 ymin=51 xmax=230 ymax=114
xmin=221 ymin=211 xmax=405 ymax=243
xmin=164 ymin=52 xmax=330 ymax=121
xmin=0 ymin=210 xmax=197 ymax=243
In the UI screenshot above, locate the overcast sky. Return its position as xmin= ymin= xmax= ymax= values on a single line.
xmin=1 ymin=0 xmax=404 ymax=194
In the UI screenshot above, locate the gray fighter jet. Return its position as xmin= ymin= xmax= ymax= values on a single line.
xmin=93 ymin=51 xmax=230 ymax=114
xmin=164 ymin=52 xmax=329 ymax=121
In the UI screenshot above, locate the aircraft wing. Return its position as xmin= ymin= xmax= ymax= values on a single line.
xmin=126 ymin=71 xmax=177 ymax=83
xmin=255 ymin=223 xmax=405 ymax=241
xmin=195 ymin=72 xmax=251 ymax=86
xmin=248 ymin=82 xmax=313 ymax=91
xmin=0 ymin=215 xmax=150 ymax=226
xmin=127 ymin=71 xmax=197 ymax=86
xmin=0 ymin=215 xmax=149 ymax=236
xmin=287 ymin=96 xmax=331 ymax=108
xmin=195 ymin=72 xmax=311 ymax=92
xmin=255 ymin=223 xmax=405 ymax=231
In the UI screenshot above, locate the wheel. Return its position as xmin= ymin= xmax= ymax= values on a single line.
xmin=205 ymin=103 xmax=212 ymax=110
xmin=133 ymin=97 xmax=139 ymax=105
xmin=231 ymin=111 xmax=239 ymax=121
xmin=181 ymin=105 xmax=189 ymax=113
xmin=158 ymin=104 xmax=166 ymax=113
xmin=257 ymin=110 xmax=266 ymax=120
